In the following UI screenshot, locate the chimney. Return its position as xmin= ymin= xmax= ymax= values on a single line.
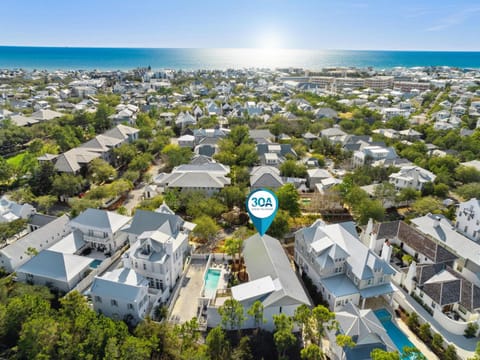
xmin=433 ymin=216 xmax=441 ymax=228
xmin=369 ymin=231 xmax=378 ymax=252
xmin=381 ymin=240 xmax=392 ymax=263
xmin=405 ymin=261 xmax=417 ymax=292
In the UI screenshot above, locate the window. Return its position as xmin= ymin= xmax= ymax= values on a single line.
xmin=279 ymin=306 xmax=282 ymax=313
xmin=95 ymin=296 xmax=102 ymax=303
xmin=143 ymin=263 xmax=147 ymax=270
xmin=465 ymin=226 xmax=468 ymax=233
xmin=135 ymin=262 xmax=138 ymax=269
xmin=111 ymin=300 xmax=118 ymax=307
xmin=127 ymin=303 xmax=134 ymax=310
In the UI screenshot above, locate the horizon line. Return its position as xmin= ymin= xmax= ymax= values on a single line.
xmin=1 ymin=45 xmax=480 ymax=53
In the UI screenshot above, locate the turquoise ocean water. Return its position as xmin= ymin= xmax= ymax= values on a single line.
xmin=0 ymin=47 xmax=480 ymax=70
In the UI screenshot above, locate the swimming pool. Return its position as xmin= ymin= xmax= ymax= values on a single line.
xmin=90 ymin=259 xmax=103 ymax=269
xmin=374 ymin=309 xmax=418 ymax=359
xmin=204 ymin=268 xmax=221 ymax=298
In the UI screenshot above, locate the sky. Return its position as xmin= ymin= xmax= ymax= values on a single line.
xmin=1 ymin=0 xmax=479 ymax=50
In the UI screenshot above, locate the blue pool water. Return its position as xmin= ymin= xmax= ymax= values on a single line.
xmin=374 ymin=309 xmax=418 ymax=359
xmin=90 ymin=259 xmax=102 ymax=269
xmin=204 ymin=268 xmax=221 ymax=298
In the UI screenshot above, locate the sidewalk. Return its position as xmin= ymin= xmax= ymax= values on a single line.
xmin=394 ymin=286 xmax=477 ymax=359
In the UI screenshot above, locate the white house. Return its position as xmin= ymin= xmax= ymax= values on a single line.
xmin=389 ymin=165 xmax=436 ymax=192
xmin=326 ymin=303 xmax=397 ymax=360
xmin=207 ymin=234 xmax=311 ymax=331
xmin=16 ymin=249 xmax=92 ymax=293
xmin=153 ymin=163 xmax=231 ymax=195
xmin=69 ymin=208 xmax=131 ymax=254
xmin=90 ymin=268 xmax=149 ymax=324
xmin=455 ymin=198 xmax=480 ymax=241
xmin=121 ymin=206 xmax=194 ymax=304
xmin=0 ymin=196 xmax=35 ymax=223
xmin=0 ymin=214 xmax=70 ymax=273
xmin=294 ymin=220 xmax=395 ymax=311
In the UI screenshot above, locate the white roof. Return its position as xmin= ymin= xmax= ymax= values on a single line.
xmin=70 ymin=208 xmax=131 ymax=233
xmin=17 ymin=250 xmax=92 ymax=282
xmin=90 ymin=268 xmax=148 ymax=302
xmin=48 ymin=230 xmax=85 ymax=254
xmin=411 ymin=214 xmax=480 ymax=264
xmin=231 ymin=276 xmax=276 ymax=302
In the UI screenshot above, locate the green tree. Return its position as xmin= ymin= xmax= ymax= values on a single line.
xmin=113 ymin=143 xmax=137 ymax=167
xmin=0 ymin=157 xmax=14 ymax=183
xmin=232 ymin=336 xmax=253 ymax=360
xmin=206 ymin=326 xmax=230 ymax=360
xmin=224 ymin=237 xmax=243 ymax=271
xmin=444 ymin=344 xmax=458 ymax=360
xmin=128 ymin=153 xmax=154 ymax=172
xmin=280 ymin=160 xmax=307 ymax=178
xmin=247 ymin=300 xmax=265 ymax=330
xmin=407 ymin=312 xmax=420 ymax=331
xmin=396 ymin=187 xmax=420 ymax=207
xmin=370 ymin=348 xmax=401 ymax=360
xmin=294 ymin=304 xmax=315 ymax=344
xmin=311 ymin=305 xmax=337 ymax=347
xmin=218 ymin=298 xmax=246 ymax=336
xmin=52 ymin=173 xmax=84 ymax=199
xmin=193 ymin=215 xmax=220 ymax=244
xmin=175 ymin=317 xmax=200 ymax=354
xmin=273 ymin=313 xmax=296 ymax=359
xmin=276 ymin=183 xmax=301 ymax=217
xmin=455 ymin=166 xmax=480 ymax=184
xmin=412 ymin=196 xmax=443 ymax=216
xmin=431 ymin=332 xmax=443 ymax=351
xmin=418 ymin=323 xmax=432 ymax=342
xmin=455 ymin=183 xmax=480 ymax=200
xmin=119 ymin=336 xmax=154 ymax=360
xmin=336 ymin=334 xmax=355 ymax=348
xmin=217 ymin=186 xmax=246 ymax=209
xmin=300 ymin=343 xmax=324 ymax=360
xmin=161 ymin=144 xmax=192 ymax=171
xmin=374 ymin=182 xmax=397 ymax=207
xmin=267 ymin=209 xmax=290 ymax=239
xmin=29 ymin=161 xmax=56 ymax=196
xmin=35 ymin=195 xmax=57 ymax=214
xmin=465 ymin=322 xmax=479 ymax=338
xmin=17 ymin=315 xmax=59 ymax=359
xmin=4 ymin=294 xmax=51 ymax=344
xmin=88 ymin=158 xmax=117 ymax=184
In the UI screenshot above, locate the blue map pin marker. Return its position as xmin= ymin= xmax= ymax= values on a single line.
xmin=246 ymin=188 xmax=279 ymax=236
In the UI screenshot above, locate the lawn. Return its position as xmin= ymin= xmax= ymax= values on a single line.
xmin=6 ymin=152 xmax=26 ymax=168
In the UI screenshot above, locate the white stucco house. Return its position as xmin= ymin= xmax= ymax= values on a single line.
xmin=207 ymin=234 xmax=311 ymax=331
xmin=90 ymin=268 xmax=149 ymax=324
xmin=294 ymin=220 xmax=395 ymax=312
xmin=389 ymin=165 xmax=436 ymax=192
xmin=69 ymin=208 xmax=131 ymax=254
xmin=455 ymin=198 xmax=480 ymax=242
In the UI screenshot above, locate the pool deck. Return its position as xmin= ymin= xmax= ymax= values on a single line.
xmin=170 ymin=259 xmax=206 ymax=324
xmin=395 ymin=317 xmax=439 ymax=360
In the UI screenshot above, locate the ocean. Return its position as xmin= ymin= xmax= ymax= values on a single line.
xmin=0 ymin=47 xmax=480 ymax=71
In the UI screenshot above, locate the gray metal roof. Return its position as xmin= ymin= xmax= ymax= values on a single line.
xmin=90 ymin=268 xmax=148 ymax=302
xmin=243 ymin=233 xmax=311 ymax=307
xmin=70 ymin=208 xmax=131 ymax=233
xmin=123 ymin=209 xmax=184 ymax=237
xmin=17 ymin=249 xmax=92 ymax=282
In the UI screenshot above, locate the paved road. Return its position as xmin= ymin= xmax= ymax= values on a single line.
xmin=123 ymin=161 xmax=164 ymax=214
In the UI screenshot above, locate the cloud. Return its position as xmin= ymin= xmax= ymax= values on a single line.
xmin=426 ymin=6 xmax=480 ymax=31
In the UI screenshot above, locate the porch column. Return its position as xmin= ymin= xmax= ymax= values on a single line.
xmin=361 ymin=297 xmax=366 ymax=309
xmin=389 ymin=293 xmax=394 ymax=306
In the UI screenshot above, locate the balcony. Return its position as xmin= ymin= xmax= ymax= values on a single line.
xmin=83 ymin=233 xmax=109 ymax=243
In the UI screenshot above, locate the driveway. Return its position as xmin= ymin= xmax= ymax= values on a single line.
xmin=169 ymin=258 xmax=207 ymax=324
xmin=123 ymin=161 xmax=164 ymax=214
